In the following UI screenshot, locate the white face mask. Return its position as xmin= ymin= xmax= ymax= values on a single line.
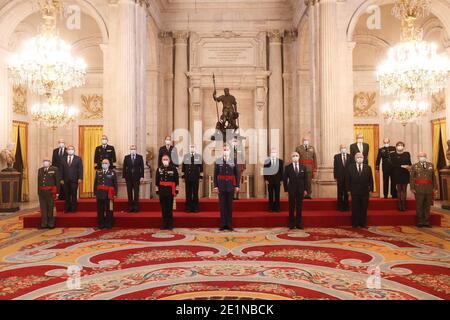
xmin=356 ymin=158 xmax=364 ymax=164
xmin=270 ymin=153 xmax=277 ymax=158
xmin=384 ymin=143 xmax=390 ymax=148
xmin=190 ymin=148 xmax=195 ymax=154
xmin=102 ymin=164 xmax=109 ymax=170
xmin=357 ymin=139 xmax=363 ymax=143
xmin=102 ymin=139 xmax=108 ymax=145
xmin=396 ymin=146 xmax=404 ymax=152
xmin=130 ymin=149 xmax=136 ymax=155
xmin=162 ymin=160 xmax=170 ymax=167
xmin=303 ymin=140 xmax=309 ymax=146
xmin=419 ymin=157 xmax=427 ymax=163
xmin=43 ymin=161 xmax=50 ymax=168
xmin=59 ymin=143 xmax=65 ymax=148
xmin=292 ymin=156 xmax=299 ymax=162
xmin=341 ymin=149 xmax=347 ymax=154
xmin=67 ymin=150 xmax=74 ymax=155
xmin=165 ymin=140 xmax=171 ymax=146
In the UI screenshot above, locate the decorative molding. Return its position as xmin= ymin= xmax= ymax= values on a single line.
xmin=431 ymin=91 xmax=446 ymax=113
xmin=353 ymin=91 xmax=377 ymax=118
xmin=173 ymin=31 xmax=189 ymax=44
xmin=12 ymin=85 xmax=27 ymax=115
xmin=81 ymin=94 xmax=103 ymax=119
xmin=268 ymin=29 xmax=283 ymax=42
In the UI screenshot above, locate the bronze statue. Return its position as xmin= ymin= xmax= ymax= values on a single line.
xmin=212 ymin=74 xmax=239 ymax=141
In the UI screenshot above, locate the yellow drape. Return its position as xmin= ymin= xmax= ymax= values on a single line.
xmin=432 ymin=118 xmax=447 ymax=198
xmin=79 ymin=125 xmax=103 ymax=198
xmin=354 ymin=125 xmax=377 ymax=193
xmin=11 ymin=121 xmax=29 ymax=201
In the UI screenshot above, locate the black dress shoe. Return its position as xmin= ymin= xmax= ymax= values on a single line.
xmin=228 ymin=228 xmax=234 ymax=231
xmin=289 ymin=226 xmax=295 ymax=230
xmin=423 ymin=224 xmax=432 ymax=228
xmin=296 ymin=225 xmax=303 ymax=230
xmin=361 ymin=225 xmax=368 ymax=229
xmin=219 ymin=227 xmax=226 ymax=231
xmin=48 ymin=226 xmax=55 ymax=229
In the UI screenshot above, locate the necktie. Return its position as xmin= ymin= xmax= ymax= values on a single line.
xmin=45 ymin=168 xmax=48 ymax=174
xmin=59 ymin=148 xmax=63 ymax=156
xmin=343 ymin=154 xmax=346 ymax=165
xmin=423 ymin=163 xmax=426 ymax=169
xmin=132 ymin=154 xmax=135 ymax=163
xmin=295 ymin=164 xmax=299 ymax=174
xmin=191 ymin=154 xmax=195 ymax=164
xmin=358 ymin=164 xmax=362 ymax=174
xmin=103 ymin=170 xmax=106 ymax=175
xmin=68 ymin=156 xmax=72 ymax=166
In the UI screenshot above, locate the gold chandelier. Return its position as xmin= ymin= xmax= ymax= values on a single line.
xmin=8 ymin=0 xmax=86 ymax=96
xmin=377 ymin=0 xmax=450 ymax=100
xmin=381 ymin=98 xmax=428 ymax=126
xmin=31 ymin=95 xmax=79 ymax=130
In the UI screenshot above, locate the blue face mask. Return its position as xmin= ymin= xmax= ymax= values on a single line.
xmin=102 ymin=164 xmax=109 ymax=170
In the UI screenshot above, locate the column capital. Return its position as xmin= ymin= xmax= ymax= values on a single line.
xmin=173 ymin=31 xmax=189 ymax=44
xmin=304 ymin=0 xmax=320 ymax=6
xmin=158 ymin=31 xmax=173 ymax=40
xmin=284 ymin=29 xmax=298 ymax=43
xmin=268 ymin=30 xmax=283 ymax=43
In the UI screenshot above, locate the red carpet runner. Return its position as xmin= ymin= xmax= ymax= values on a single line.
xmin=23 ymin=198 xmax=442 ymax=228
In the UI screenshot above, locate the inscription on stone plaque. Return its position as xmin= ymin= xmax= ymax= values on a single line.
xmin=200 ymin=42 xmax=255 ymax=67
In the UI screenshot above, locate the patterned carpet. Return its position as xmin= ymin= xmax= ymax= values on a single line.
xmin=0 ymin=211 xmax=449 ymax=300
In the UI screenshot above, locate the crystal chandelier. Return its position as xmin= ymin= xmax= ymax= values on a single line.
xmin=31 ymin=95 xmax=79 ymax=130
xmin=8 ymin=0 xmax=86 ymax=96
xmin=381 ymin=97 xmax=429 ymax=126
xmin=376 ymin=0 xmax=450 ymax=99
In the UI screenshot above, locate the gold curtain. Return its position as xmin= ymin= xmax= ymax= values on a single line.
xmin=11 ymin=121 xmax=29 ymax=201
xmin=79 ymin=125 xmax=103 ymax=198
xmin=431 ymin=118 xmax=447 ymax=198
xmin=354 ymin=125 xmax=378 ymax=194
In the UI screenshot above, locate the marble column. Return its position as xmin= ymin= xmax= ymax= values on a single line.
xmin=268 ymin=30 xmax=284 ymax=158
xmin=313 ymin=0 xmax=340 ymax=197
xmin=445 ymin=48 xmax=450 ymax=153
xmin=255 ymin=74 xmax=269 ymax=197
xmin=283 ymin=30 xmax=297 ymax=159
xmin=0 ymin=47 xmax=12 ymax=153
xmin=173 ymin=31 xmax=189 ymax=136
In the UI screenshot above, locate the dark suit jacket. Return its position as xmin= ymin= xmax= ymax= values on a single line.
xmin=122 ymin=154 xmax=145 ymax=182
xmin=52 ymin=147 xmax=68 ymax=169
xmin=350 ymin=142 xmax=369 ymax=164
xmin=60 ymin=155 xmax=83 ymax=183
xmin=333 ymin=153 xmax=351 ymax=182
xmin=182 ymin=153 xmax=203 ymax=181
xmin=345 ymin=164 xmax=374 ymax=195
xmin=283 ymin=163 xmax=310 ymax=195
xmin=263 ymin=158 xmax=284 ymax=184
xmin=158 ymin=145 xmax=179 ymax=167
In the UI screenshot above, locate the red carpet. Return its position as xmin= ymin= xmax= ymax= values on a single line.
xmin=23 ymin=198 xmax=442 ymax=228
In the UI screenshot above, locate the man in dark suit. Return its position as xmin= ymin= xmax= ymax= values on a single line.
xmin=94 ymin=135 xmax=117 ymax=169
xmin=158 ymin=136 xmax=179 ymax=167
xmin=333 ymin=144 xmax=351 ymax=211
xmin=375 ymin=138 xmax=397 ymax=198
xmin=60 ymin=145 xmax=83 ymax=213
xmin=350 ymin=133 xmax=369 ymax=164
xmin=283 ymin=151 xmax=310 ymax=229
xmin=263 ymin=148 xmax=284 ymax=212
xmin=346 ymin=153 xmax=374 ymax=228
xmin=182 ymin=145 xmax=203 ymax=213
xmin=37 ymin=157 xmax=60 ymax=229
xmin=122 ymin=145 xmax=145 ymax=212
xmin=214 ymin=144 xmax=240 ymax=231
xmin=51 ymin=139 xmax=67 ymax=200
xmin=94 ymin=159 xmax=118 ymax=229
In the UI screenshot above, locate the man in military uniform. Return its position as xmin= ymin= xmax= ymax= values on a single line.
xmin=94 ymin=135 xmax=117 ymax=170
xmin=295 ymin=137 xmax=316 ymax=199
xmin=94 ymin=159 xmax=118 ymax=229
xmin=232 ymin=137 xmax=246 ymax=200
xmin=376 ymin=138 xmax=397 ymax=198
xmin=37 ymin=157 xmax=60 ymax=229
xmin=410 ymin=152 xmax=437 ymax=228
xmin=182 ymin=145 xmax=203 ymax=213
xmin=158 ymin=136 xmax=179 ymax=167
xmin=156 ymin=154 xmax=179 ymax=230
xmin=214 ymin=144 xmax=240 ymax=231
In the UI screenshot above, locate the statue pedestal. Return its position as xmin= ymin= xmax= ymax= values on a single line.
xmin=439 ymin=168 xmax=450 ymax=210
xmin=0 ymin=170 xmax=21 ymax=212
